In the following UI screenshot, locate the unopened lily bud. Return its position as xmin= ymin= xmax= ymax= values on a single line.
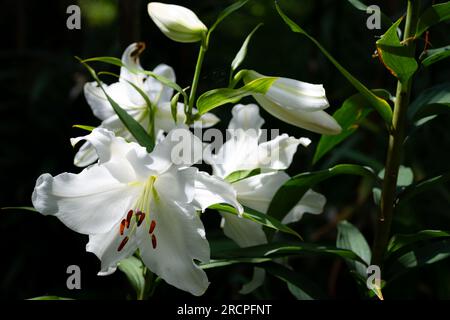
xmin=243 ymin=70 xmax=342 ymax=135
xmin=147 ymin=2 xmax=207 ymax=43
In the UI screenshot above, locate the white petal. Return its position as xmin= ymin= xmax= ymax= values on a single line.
xmin=193 ymin=171 xmax=243 ymax=214
xmin=257 ymin=133 xmax=301 ymax=170
xmin=154 ymin=102 xmax=188 ymax=132
xmin=254 ymin=94 xmax=342 ymax=135
xmin=144 ymin=64 xmax=176 ymax=105
xmin=71 ymin=128 xmax=150 ymax=182
xmin=232 ymin=171 xmax=289 ymax=213
xmin=83 ymin=82 xmax=115 ymax=121
xmin=120 ymin=42 xmax=146 ymax=88
xmin=32 ymin=167 xmax=140 ymax=235
xmin=86 ymin=220 xmax=138 ymax=275
xmin=73 ymin=141 xmax=99 ymax=167
xmin=137 ymin=199 xmax=209 ymax=296
xmin=155 ymin=167 xmax=197 ymax=205
xmin=220 ymin=212 xmax=267 ymax=247
xmin=147 ymin=128 xmax=203 ymax=172
xmin=282 ymin=189 xmax=326 ymax=224
xmin=239 ymin=267 xmax=266 ymax=294
xmin=228 ymin=104 xmax=265 ymax=130
xmin=206 ymin=130 xmax=260 ymax=178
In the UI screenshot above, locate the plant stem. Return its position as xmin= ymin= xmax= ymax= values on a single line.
xmin=372 ymin=0 xmax=420 ymax=267
xmin=187 ymin=43 xmax=207 ymax=124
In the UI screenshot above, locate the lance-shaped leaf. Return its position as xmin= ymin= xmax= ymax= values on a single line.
xmin=212 ymin=242 xmax=369 ymax=266
xmin=395 ymin=171 xmax=450 ymax=208
xmin=275 ymin=2 xmax=392 ymax=124
xmin=416 ymin=2 xmax=450 ymax=37
xmin=208 ymin=0 xmax=250 ymax=36
xmin=376 ymin=17 xmax=418 ymax=84
xmin=385 ymin=238 xmax=450 ymax=279
xmin=408 ymin=82 xmax=450 ymax=121
xmin=209 ymin=204 xmax=301 ymax=239
xmin=387 ymin=230 xmax=450 ymax=256
xmin=267 ymin=164 xmax=377 ymax=222
xmin=197 ymin=77 xmax=277 ymax=115
xmin=313 ymin=89 xmax=392 ymax=164
xmin=73 ymin=124 xmax=95 ymax=132
xmin=231 ymin=23 xmax=263 ymax=74
xmin=337 ymin=220 xmax=371 ymax=279
xmin=421 ymin=45 xmax=450 ymax=67
xmin=78 ymin=60 xmax=154 ymax=152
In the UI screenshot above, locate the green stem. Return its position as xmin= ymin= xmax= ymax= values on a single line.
xmin=187 ymin=42 xmax=207 ymax=125
xmin=372 ymin=0 xmax=420 ymax=267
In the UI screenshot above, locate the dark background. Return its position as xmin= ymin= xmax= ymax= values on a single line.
xmin=0 ymin=0 xmax=449 ymax=299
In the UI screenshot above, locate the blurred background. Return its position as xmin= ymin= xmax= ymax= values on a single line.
xmin=0 ymin=0 xmax=449 ymax=299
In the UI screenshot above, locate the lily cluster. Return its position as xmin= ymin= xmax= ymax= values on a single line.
xmin=32 ymin=2 xmax=341 ymax=296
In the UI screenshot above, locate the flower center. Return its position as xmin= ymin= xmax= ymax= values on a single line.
xmin=117 ymin=176 xmax=159 ymax=252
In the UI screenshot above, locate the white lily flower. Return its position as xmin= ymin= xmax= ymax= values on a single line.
xmin=205 ymin=104 xmax=326 ymax=293
xmin=243 ymin=70 xmax=342 ymax=135
xmin=75 ymin=42 xmax=219 ymax=167
xmin=147 ymin=2 xmax=207 ymax=43
xmin=32 ymin=128 xmax=242 ymax=296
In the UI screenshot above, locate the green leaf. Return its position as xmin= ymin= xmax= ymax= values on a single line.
xmin=395 ymin=172 xmax=450 ymax=208
xmin=385 ymin=238 xmax=450 ymax=279
xmin=225 ymin=169 xmax=261 ymax=184
xmin=117 ymin=256 xmax=146 ymax=300
xmin=387 ymin=230 xmax=450 ymax=255
xmin=408 ymin=82 xmax=450 ymax=121
xmin=28 ymin=296 xmax=73 ymax=300
xmin=170 ymin=91 xmax=181 ymax=124
xmin=208 ymin=0 xmax=250 ymax=36
xmin=421 ymin=45 xmax=450 ymax=67
xmin=231 ymin=23 xmax=263 ymax=72
xmin=313 ymin=89 xmax=392 ymax=163
xmin=78 ymin=59 xmax=154 ymax=152
xmin=264 ymin=262 xmax=327 ymax=300
xmin=337 ymin=220 xmax=371 ymax=279
xmin=376 ymin=17 xmax=418 ymax=84
xmin=210 ymin=204 xmax=301 ymax=239
xmin=275 ymin=1 xmax=392 ymax=124
xmin=346 ymin=0 xmax=392 ymax=27
xmin=1 ymin=206 xmax=37 ymax=212
xmin=416 ymin=2 xmax=450 ymax=37
xmin=267 ymin=164 xmax=377 ymax=222
xmin=213 ymin=242 xmax=369 ymax=266
xmin=72 ymin=124 xmax=95 ymax=132
xmin=197 ymin=77 xmax=277 ymax=115
xmin=200 ymin=258 xmax=272 ymax=269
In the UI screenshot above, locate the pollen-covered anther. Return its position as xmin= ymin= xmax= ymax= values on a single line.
xmin=149 ymin=220 xmax=156 ymax=234
xmin=151 ymin=234 xmax=157 ymax=249
xmin=136 ymin=211 xmax=145 ymax=227
xmin=126 ymin=210 xmax=133 ymax=228
xmin=119 ymin=219 xmax=126 ymax=235
xmin=117 ymin=236 xmax=129 ymax=252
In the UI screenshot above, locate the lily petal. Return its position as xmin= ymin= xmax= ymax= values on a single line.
xmin=32 ymin=167 xmax=140 ymax=235
xmin=254 ymin=94 xmax=342 ymax=135
xmin=220 ymin=212 xmax=267 ymax=247
xmin=228 ymin=104 xmax=265 ymax=131
xmin=232 ymin=171 xmax=289 ymax=213
xmin=282 ymin=189 xmax=326 ymax=224
xmin=137 ymin=199 xmax=210 ymax=296
xmin=193 ymin=171 xmax=243 ymax=214
xmin=257 ymin=133 xmax=303 ymax=170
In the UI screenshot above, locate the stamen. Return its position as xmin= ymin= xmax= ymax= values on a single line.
xmin=126 ymin=210 xmax=133 ymax=228
xmin=119 ymin=219 xmax=126 ymax=235
xmin=149 ymin=220 xmax=156 ymax=234
xmin=117 ymin=236 xmax=129 ymax=252
xmin=137 ymin=211 xmax=145 ymax=227
xmin=151 ymin=234 xmax=157 ymax=249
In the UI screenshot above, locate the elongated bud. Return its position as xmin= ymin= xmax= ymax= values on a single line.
xmin=243 ymin=70 xmax=342 ymax=135
xmin=147 ymin=2 xmax=207 ymax=43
